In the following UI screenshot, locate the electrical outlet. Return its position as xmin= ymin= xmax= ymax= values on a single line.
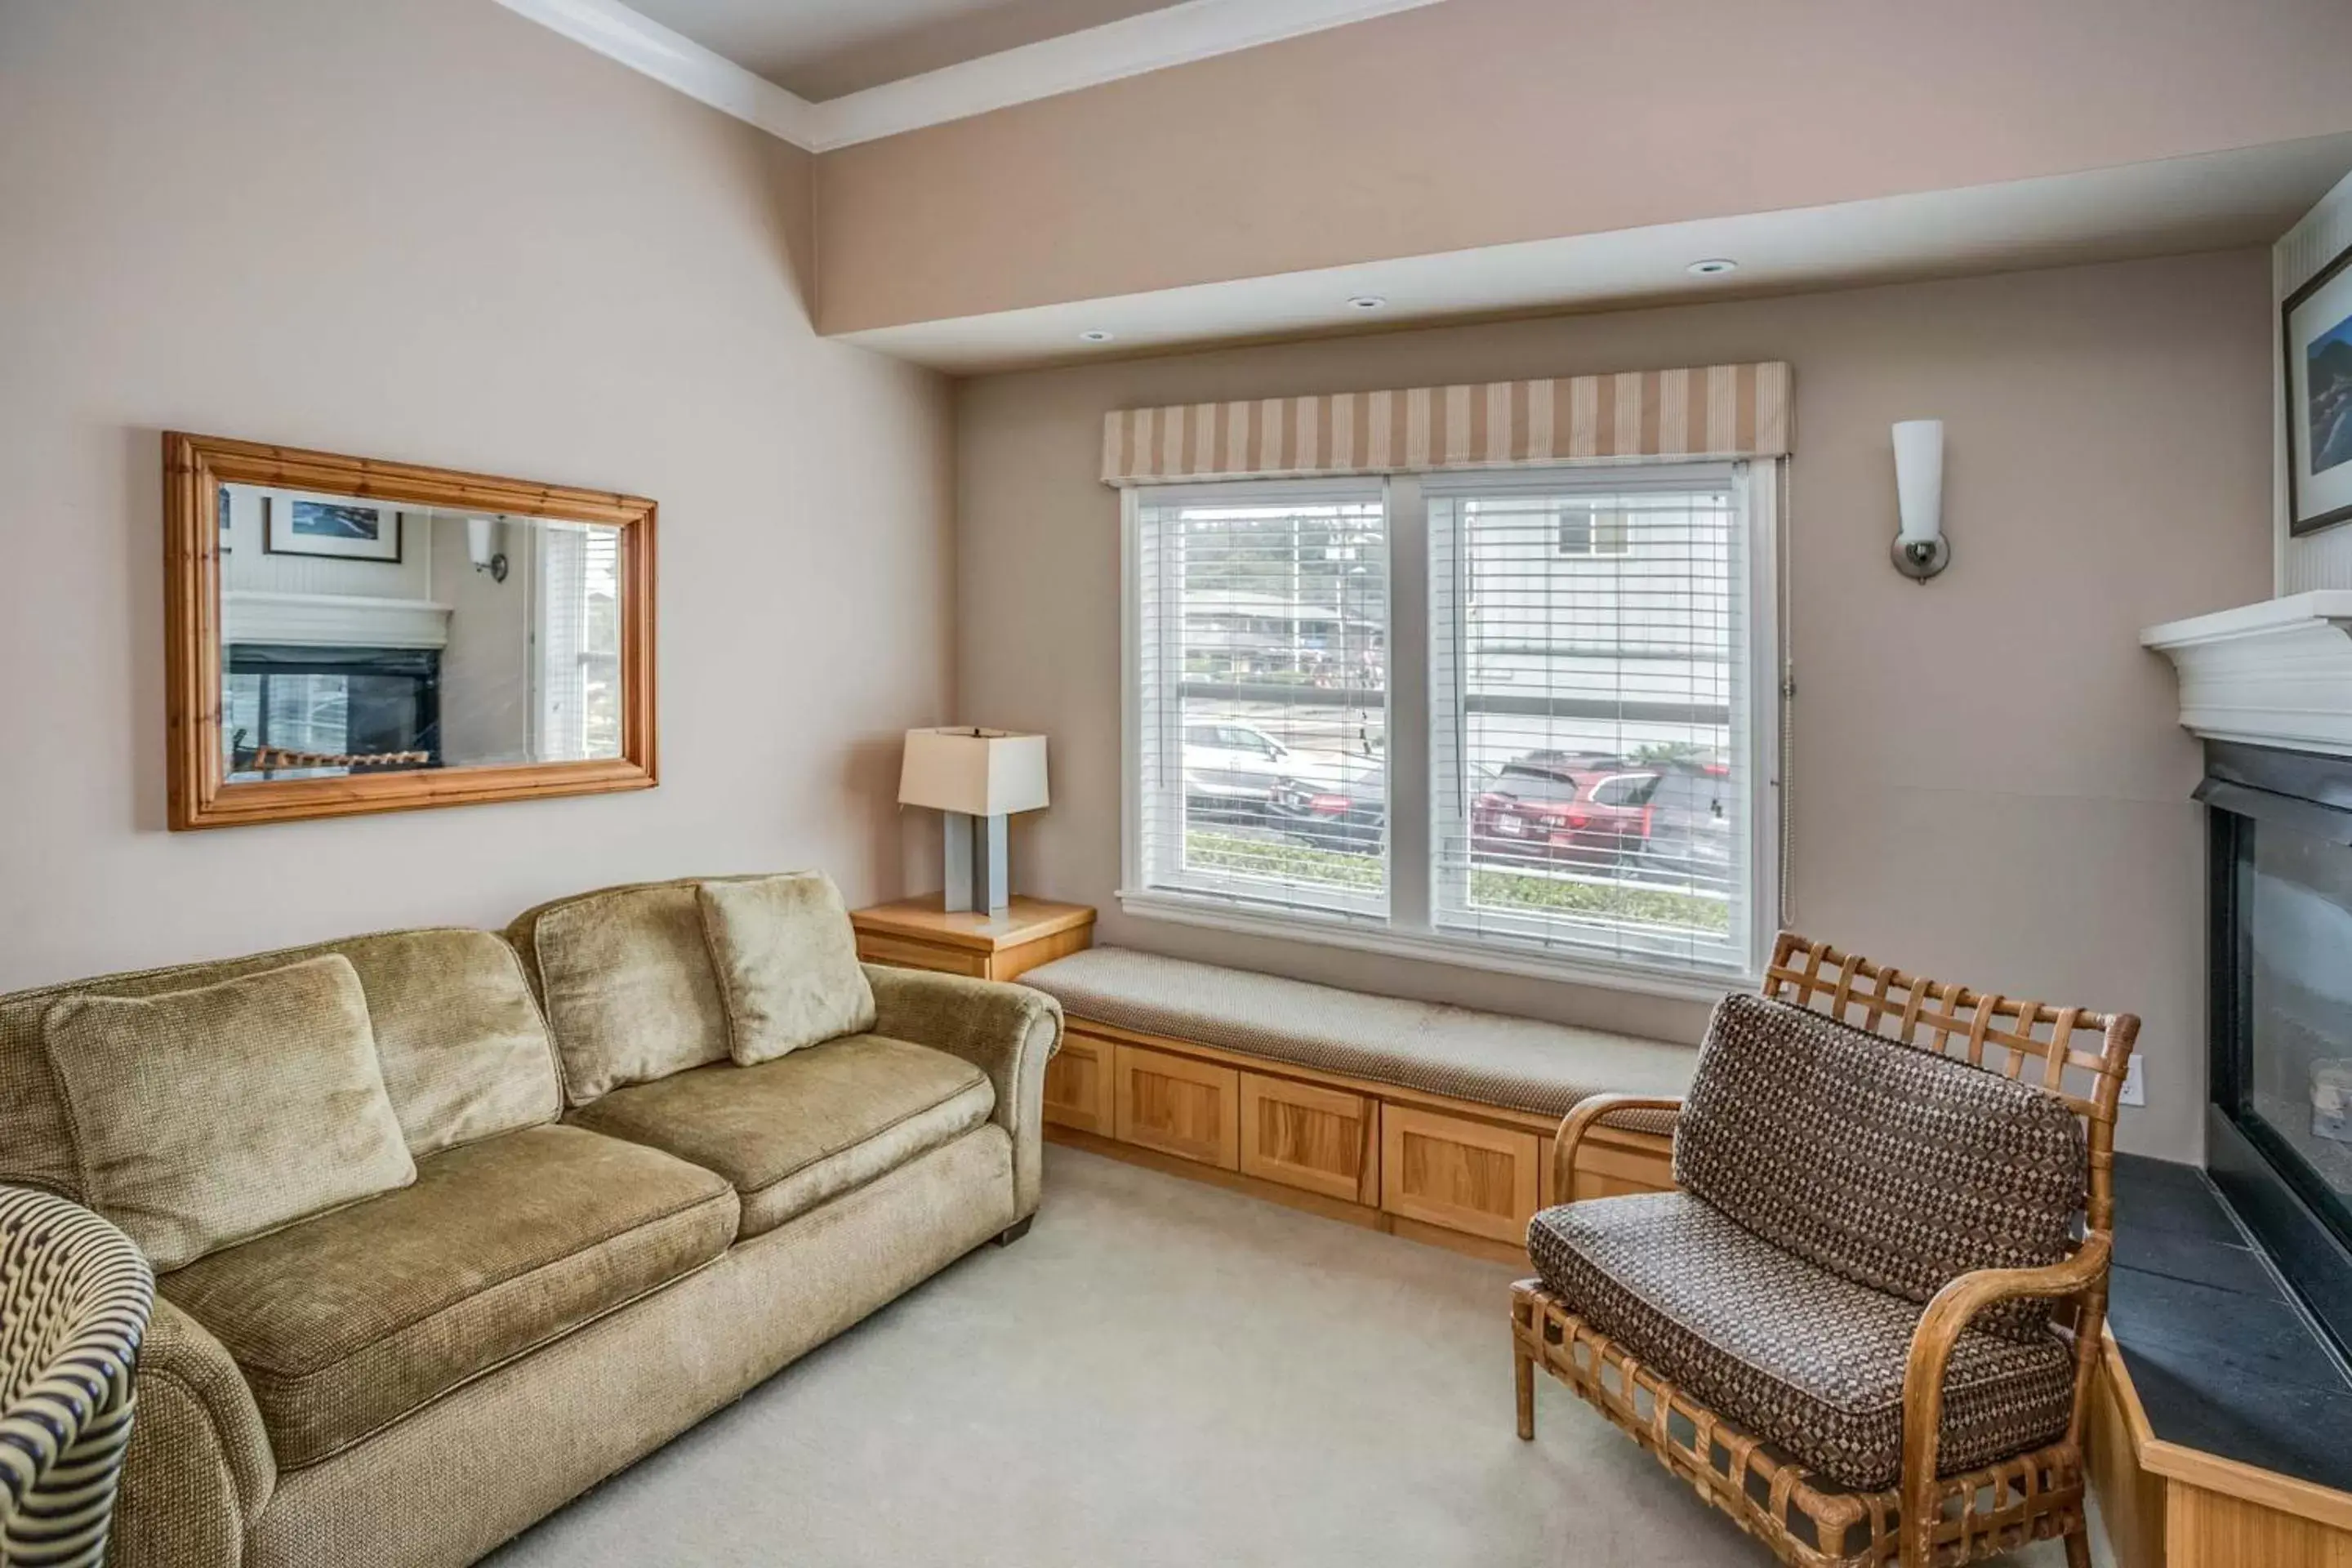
xmin=2119 ymin=1056 xmax=2146 ymax=1107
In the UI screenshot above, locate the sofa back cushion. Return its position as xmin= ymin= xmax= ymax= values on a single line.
xmin=1673 ymin=991 xmax=2086 ymax=1341
xmin=697 ymin=872 xmax=875 ymax=1065
xmin=43 ymin=955 xmax=418 ymax=1272
xmin=509 ymin=881 xmax=731 ymax=1106
xmin=0 ymin=928 xmax=561 ymax=1199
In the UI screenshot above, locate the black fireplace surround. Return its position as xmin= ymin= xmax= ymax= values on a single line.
xmin=2201 ymin=739 xmax=2352 ymax=1356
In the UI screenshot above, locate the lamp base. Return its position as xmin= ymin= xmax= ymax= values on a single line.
xmin=941 ymin=812 xmax=1010 ymax=914
xmin=1891 ymin=535 xmax=1949 ymax=582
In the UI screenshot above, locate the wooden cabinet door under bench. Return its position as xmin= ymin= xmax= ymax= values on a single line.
xmin=1043 ymin=1019 xmax=1675 ymax=1263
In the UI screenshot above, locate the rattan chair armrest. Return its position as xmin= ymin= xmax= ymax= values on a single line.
xmin=1895 ymin=1231 xmax=2112 ymax=1567
xmin=1549 ymin=1093 xmax=1684 ymax=1209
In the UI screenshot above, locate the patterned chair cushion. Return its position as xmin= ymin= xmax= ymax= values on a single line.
xmin=1527 ymin=1192 xmax=2075 ymax=1492
xmin=1673 ymin=992 xmax=2086 ymax=1341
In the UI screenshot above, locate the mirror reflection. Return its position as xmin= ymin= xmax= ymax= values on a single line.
xmin=216 ymin=483 xmax=624 ymax=781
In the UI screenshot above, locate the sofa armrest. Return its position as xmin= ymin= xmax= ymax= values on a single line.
xmin=1550 ymin=1093 xmax=1684 ymax=1208
xmin=1896 ymin=1232 xmax=2111 ymax=1566
xmin=864 ymin=965 xmax=1062 ymax=1220
xmin=111 ymin=1296 xmax=276 ymax=1568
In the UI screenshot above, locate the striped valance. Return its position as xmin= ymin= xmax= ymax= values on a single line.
xmin=1101 ymin=361 xmax=1790 ymax=487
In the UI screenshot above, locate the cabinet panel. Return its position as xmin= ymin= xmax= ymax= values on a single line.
xmin=1381 ymin=1106 xmax=1539 ymax=1245
xmin=854 ymin=932 xmax=989 ymax=978
xmin=1114 ymin=1044 xmax=1239 ymax=1169
xmin=1240 ymin=1072 xmax=1376 ymax=1204
xmin=1567 ymin=1127 xmax=1676 ymax=1202
xmin=1043 ymin=1029 xmax=1116 ymax=1135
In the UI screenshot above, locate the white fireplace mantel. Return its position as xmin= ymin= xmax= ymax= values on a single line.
xmin=2142 ymin=591 xmax=2352 ymax=758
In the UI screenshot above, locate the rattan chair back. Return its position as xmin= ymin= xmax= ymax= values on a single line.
xmin=1760 ymin=933 xmax=2140 ymax=1232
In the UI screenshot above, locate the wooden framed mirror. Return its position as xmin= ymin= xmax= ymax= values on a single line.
xmin=163 ymin=433 xmax=657 ymax=830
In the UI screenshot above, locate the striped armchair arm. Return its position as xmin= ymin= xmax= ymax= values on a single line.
xmin=0 ymin=1187 xmax=154 ymax=1568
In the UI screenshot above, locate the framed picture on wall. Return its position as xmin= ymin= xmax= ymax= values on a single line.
xmin=2286 ymin=235 xmax=2352 ymax=537
xmin=264 ymin=492 xmax=403 ymax=562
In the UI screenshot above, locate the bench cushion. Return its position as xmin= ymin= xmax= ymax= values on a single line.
xmin=568 ymin=1034 xmax=994 ymax=1240
xmin=1020 ymin=946 xmax=1693 ymax=1134
xmin=1675 ymin=992 xmax=2086 ymax=1342
xmin=161 ymin=1124 xmax=737 ymax=1468
xmin=1527 ymin=1192 xmax=2075 ymax=1491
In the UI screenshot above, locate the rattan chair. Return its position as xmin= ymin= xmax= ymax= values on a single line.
xmin=0 ymin=1187 xmax=154 ymax=1567
xmin=1512 ymin=933 xmax=2138 ymax=1568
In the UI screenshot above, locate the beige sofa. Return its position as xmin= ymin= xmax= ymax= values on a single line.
xmin=0 ymin=875 xmax=1059 ymax=1568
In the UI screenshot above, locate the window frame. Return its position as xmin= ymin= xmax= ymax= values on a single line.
xmin=1120 ymin=462 xmax=1780 ymax=1002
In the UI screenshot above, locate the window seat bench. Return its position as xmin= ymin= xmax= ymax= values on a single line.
xmin=1018 ymin=946 xmax=1696 ymax=1261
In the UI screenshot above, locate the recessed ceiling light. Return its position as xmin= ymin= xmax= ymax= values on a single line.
xmin=1079 ymin=328 xmax=1115 ymax=343
xmin=1686 ymin=258 xmax=1739 ymax=277
xmin=1346 ymin=294 xmax=1388 ymax=311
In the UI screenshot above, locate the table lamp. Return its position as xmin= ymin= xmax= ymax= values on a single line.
xmin=898 ymin=728 xmax=1049 ymax=914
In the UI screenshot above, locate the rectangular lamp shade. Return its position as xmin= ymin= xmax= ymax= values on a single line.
xmin=898 ymin=728 xmax=1049 ymax=817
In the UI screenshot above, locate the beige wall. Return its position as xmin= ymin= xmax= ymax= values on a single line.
xmin=817 ymin=0 xmax=2352 ymax=333
xmin=0 ymin=0 xmax=953 ymax=987
xmin=956 ymin=250 xmax=2277 ymax=1160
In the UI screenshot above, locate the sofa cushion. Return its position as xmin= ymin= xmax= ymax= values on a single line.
xmin=1527 ymin=1192 xmax=2075 ymax=1492
xmin=568 ymin=1034 xmax=993 ymax=1239
xmin=159 ymin=1123 xmax=736 ymax=1469
xmin=1674 ymin=992 xmax=2087 ymax=1342
xmin=697 ymin=872 xmax=875 ymax=1065
xmin=0 ymin=928 xmax=559 ymax=1200
xmin=525 ymin=883 xmax=733 ymax=1105
xmin=43 ymin=955 xmax=417 ymax=1272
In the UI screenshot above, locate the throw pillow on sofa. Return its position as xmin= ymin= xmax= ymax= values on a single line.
xmin=531 ymin=882 xmax=733 ymax=1103
xmin=41 ymin=953 xmax=416 ymax=1272
xmin=697 ymin=872 xmax=876 ymax=1065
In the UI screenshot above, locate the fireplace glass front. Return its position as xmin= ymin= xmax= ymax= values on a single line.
xmin=2204 ymin=742 xmax=2352 ymax=1354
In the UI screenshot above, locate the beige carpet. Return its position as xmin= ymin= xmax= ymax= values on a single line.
xmin=484 ymin=1146 xmax=2100 ymax=1567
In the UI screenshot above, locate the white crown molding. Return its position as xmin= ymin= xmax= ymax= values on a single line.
xmin=806 ymin=0 xmax=1449 ymax=151
xmin=493 ymin=0 xmax=820 ymax=146
xmin=495 ymin=0 xmax=1447 ymax=153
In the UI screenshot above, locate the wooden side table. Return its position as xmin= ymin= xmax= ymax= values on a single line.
xmin=849 ymin=894 xmax=1095 ymax=983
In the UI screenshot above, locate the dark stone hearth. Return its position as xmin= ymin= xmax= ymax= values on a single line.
xmin=2108 ymin=1153 xmax=2352 ymax=1494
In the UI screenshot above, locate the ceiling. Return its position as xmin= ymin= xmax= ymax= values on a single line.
xmin=838 ymin=133 xmax=2352 ymax=373
xmin=626 ymin=0 xmax=1183 ymax=99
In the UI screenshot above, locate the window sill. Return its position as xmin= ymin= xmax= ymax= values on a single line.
xmin=1115 ymin=888 xmax=1750 ymax=1004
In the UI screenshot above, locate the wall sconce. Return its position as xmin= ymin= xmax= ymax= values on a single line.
xmin=1891 ymin=420 xmax=1948 ymax=581
xmin=466 ymin=515 xmax=509 ymax=583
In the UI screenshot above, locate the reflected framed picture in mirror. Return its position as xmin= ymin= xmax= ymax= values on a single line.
xmin=265 ymin=493 xmax=403 ymax=563
xmin=163 ymin=432 xmax=657 ymax=830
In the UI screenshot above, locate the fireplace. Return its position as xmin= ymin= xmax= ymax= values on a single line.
xmin=2203 ymin=739 xmax=2352 ymax=1354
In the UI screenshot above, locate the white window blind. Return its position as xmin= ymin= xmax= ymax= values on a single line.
xmin=1132 ymin=481 xmax=1390 ymax=920
xmin=1429 ymin=466 xmax=1755 ymax=978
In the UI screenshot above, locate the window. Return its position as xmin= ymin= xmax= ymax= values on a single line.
xmin=1430 ymin=468 xmax=1757 ymax=979
xmin=1124 ymin=464 xmax=1776 ymax=994
xmin=1129 ymin=481 xmax=1388 ymax=920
